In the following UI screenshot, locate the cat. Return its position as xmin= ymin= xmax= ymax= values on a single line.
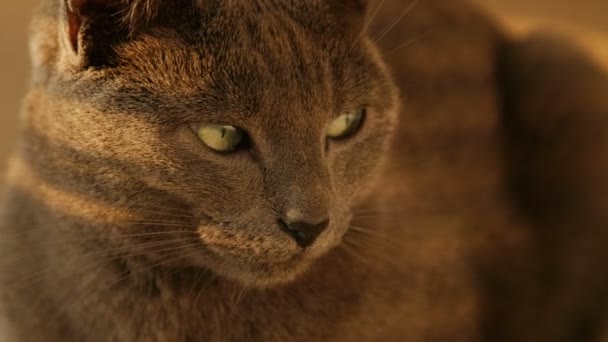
xmin=1 ymin=0 xmax=608 ymax=341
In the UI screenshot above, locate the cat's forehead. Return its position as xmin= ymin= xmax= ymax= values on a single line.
xmin=112 ymin=0 xmax=374 ymax=121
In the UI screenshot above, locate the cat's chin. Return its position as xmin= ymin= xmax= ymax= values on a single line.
xmin=195 ymin=252 xmax=315 ymax=288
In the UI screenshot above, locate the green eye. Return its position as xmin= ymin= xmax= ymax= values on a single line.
xmin=195 ymin=124 xmax=245 ymax=152
xmin=326 ymin=108 xmax=365 ymax=139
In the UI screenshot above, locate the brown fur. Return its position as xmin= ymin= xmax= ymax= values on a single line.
xmin=1 ymin=0 xmax=607 ymax=341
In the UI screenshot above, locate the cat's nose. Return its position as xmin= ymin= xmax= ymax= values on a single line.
xmin=277 ymin=218 xmax=329 ymax=248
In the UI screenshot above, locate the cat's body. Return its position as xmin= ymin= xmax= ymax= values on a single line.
xmin=2 ymin=0 xmax=608 ymax=341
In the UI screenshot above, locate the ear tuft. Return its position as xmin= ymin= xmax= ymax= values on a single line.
xmin=119 ymin=0 xmax=165 ymax=37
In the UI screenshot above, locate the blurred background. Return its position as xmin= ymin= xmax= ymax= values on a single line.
xmin=0 ymin=0 xmax=607 ymax=176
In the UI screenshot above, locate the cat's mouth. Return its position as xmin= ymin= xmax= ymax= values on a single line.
xmin=191 ymin=222 xmax=344 ymax=287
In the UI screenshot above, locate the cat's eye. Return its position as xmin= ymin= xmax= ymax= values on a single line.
xmin=195 ymin=124 xmax=245 ymax=153
xmin=326 ymin=108 xmax=365 ymax=139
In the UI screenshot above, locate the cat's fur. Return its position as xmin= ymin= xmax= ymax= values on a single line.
xmin=1 ymin=0 xmax=608 ymax=341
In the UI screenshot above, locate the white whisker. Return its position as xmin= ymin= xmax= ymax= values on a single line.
xmin=382 ymin=31 xmax=431 ymax=57
xmin=372 ymin=0 xmax=420 ymax=44
xmin=347 ymin=0 xmax=387 ymax=55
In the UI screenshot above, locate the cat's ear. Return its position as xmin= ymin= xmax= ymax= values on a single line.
xmin=61 ymin=0 xmax=161 ymax=67
xmin=62 ymin=0 xmax=118 ymax=66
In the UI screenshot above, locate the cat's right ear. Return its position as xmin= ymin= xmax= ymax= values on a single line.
xmin=61 ymin=0 xmax=160 ymax=68
xmin=64 ymin=0 xmax=86 ymax=54
xmin=61 ymin=0 xmax=124 ymax=67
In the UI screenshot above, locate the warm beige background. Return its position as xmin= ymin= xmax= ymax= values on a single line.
xmin=0 ymin=0 xmax=607 ymax=175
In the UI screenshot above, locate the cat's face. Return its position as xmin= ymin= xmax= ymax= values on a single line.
xmin=33 ymin=0 xmax=398 ymax=287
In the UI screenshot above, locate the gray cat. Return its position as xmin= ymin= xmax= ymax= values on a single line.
xmin=1 ymin=0 xmax=607 ymax=341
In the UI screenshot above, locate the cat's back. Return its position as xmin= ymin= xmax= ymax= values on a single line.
xmin=369 ymin=1 xmax=608 ymax=341
xmin=370 ymin=0 xmax=508 ymax=215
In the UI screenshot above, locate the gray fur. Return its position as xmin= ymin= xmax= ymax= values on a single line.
xmin=1 ymin=0 xmax=608 ymax=341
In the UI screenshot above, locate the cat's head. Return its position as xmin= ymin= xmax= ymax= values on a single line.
xmin=27 ymin=0 xmax=398 ymax=287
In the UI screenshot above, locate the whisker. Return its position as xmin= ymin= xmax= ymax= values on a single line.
xmin=347 ymin=0 xmax=386 ymax=55
xmin=128 ymin=222 xmax=195 ymax=228
xmin=188 ymin=268 xmax=205 ymax=298
xmin=7 ymin=237 xmax=201 ymax=291
xmin=125 ymin=204 xmax=193 ymax=214
xmin=382 ymin=31 xmax=431 ymax=57
xmin=342 ymin=235 xmax=399 ymax=268
xmin=0 ymin=230 xmax=196 ymax=248
xmin=340 ymin=243 xmax=374 ymax=267
xmin=194 ymin=269 xmax=216 ymax=308
xmin=83 ymin=237 xmax=200 ymax=260
xmin=235 ymin=285 xmax=248 ymax=307
xmin=352 ymin=206 xmax=401 ymax=216
xmin=372 ymin=0 xmax=420 ymax=44
xmin=352 ymin=210 xmax=408 ymax=223
xmin=105 ymin=248 xmax=202 ymax=292
xmin=348 ymin=225 xmax=395 ymax=241
xmin=59 ymin=246 xmax=201 ymax=313
xmin=114 ymin=230 xmax=197 ymax=239
xmin=127 ymin=218 xmax=193 ymax=224
xmin=344 ymin=234 xmax=374 ymax=248
xmin=229 ymin=284 xmax=248 ymax=316
xmin=125 ymin=209 xmax=194 ymax=220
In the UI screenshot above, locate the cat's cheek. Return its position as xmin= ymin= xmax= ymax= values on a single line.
xmin=329 ymin=142 xmax=386 ymax=205
xmin=352 ymin=153 xmax=394 ymax=205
